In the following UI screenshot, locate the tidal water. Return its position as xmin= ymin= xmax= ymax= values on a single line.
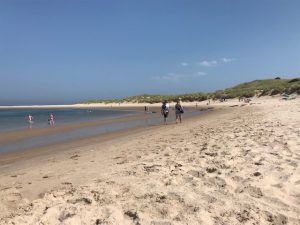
xmin=0 ymin=108 xmax=136 ymax=132
xmin=0 ymin=108 xmax=206 ymax=153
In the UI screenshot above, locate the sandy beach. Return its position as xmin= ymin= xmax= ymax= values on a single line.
xmin=0 ymin=96 xmax=299 ymax=225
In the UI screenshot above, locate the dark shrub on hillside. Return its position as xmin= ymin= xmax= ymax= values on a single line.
xmin=288 ymin=84 xmax=300 ymax=94
xmin=212 ymin=93 xmax=223 ymax=100
xmin=288 ymin=78 xmax=299 ymax=83
xmin=243 ymin=92 xmax=255 ymax=97
xmin=275 ymin=77 xmax=281 ymax=79
xmin=269 ymin=89 xmax=281 ymax=95
xmin=257 ymin=90 xmax=268 ymax=96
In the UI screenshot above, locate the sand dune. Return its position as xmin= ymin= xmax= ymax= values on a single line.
xmin=0 ymin=96 xmax=299 ymax=224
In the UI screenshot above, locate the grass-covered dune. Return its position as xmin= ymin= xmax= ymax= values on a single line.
xmin=81 ymin=77 xmax=300 ymax=104
xmin=213 ymin=77 xmax=300 ymax=99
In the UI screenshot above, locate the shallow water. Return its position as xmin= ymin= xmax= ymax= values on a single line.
xmin=0 ymin=108 xmax=136 ymax=132
xmin=0 ymin=109 xmax=206 ymax=153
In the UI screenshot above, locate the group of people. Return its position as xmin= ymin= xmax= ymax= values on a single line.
xmin=25 ymin=102 xmax=183 ymax=129
xmin=26 ymin=113 xmax=55 ymax=128
xmin=161 ymin=100 xmax=184 ymax=125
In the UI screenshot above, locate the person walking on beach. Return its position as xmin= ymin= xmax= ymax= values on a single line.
xmin=48 ymin=113 xmax=55 ymax=126
xmin=161 ymin=101 xmax=169 ymax=125
xmin=27 ymin=114 xmax=33 ymax=128
xmin=175 ymin=101 xmax=184 ymax=123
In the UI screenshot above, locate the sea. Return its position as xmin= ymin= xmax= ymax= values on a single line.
xmin=0 ymin=108 xmax=136 ymax=132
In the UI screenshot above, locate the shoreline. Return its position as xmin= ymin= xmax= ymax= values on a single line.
xmin=0 ymin=106 xmax=222 ymax=164
xmin=0 ymin=105 xmax=212 ymax=154
xmin=0 ymin=110 xmax=149 ymax=144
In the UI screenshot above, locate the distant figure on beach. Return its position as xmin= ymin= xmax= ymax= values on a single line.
xmin=161 ymin=101 xmax=169 ymax=125
xmin=175 ymin=101 xmax=184 ymax=123
xmin=27 ymin=114 xmax=33 ymax=123
xmin=27 ymin=114 xmax=33 ymax=128
xmin=207 ymin=98 xmax=211 ymax=105
xmin=48 ymin=113 xmax=55 ymax=126
xmin=243 ymin=97 xmax=251 ymax=103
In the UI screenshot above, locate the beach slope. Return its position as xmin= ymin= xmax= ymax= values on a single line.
xmin=0 ymin=97 xmax=299 ymax=224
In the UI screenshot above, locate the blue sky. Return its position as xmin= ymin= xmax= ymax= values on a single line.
xmin=0 ymin=0 xmax=299 ymax=104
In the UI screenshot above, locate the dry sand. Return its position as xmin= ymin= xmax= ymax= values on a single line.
xmin=0 ymin=96 xmax=299 ymax=225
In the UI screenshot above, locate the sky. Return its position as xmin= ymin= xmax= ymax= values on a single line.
xmin=0 ymin=0 xmax=299 ymax=105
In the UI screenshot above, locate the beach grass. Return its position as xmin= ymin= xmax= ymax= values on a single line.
xmin=80 ymin=77 xmax=300 ymax=104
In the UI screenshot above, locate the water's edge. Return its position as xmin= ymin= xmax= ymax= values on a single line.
xmin=0 ymin=109 xmax=209 ymax=154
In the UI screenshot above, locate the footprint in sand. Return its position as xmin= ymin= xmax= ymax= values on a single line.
xmin=207 ymin=176 xmax=227 ymax=188
xmin=253 ymin=172 xmax=262 ymax=177
xmin=70 ymin=154 xmax=80 ymax=160
xmin=124 ymin=210 xmax=140 ymax=224
xmin=206 ymin=167 xmax=217 ymax=173
xmin=187 ymin=170 xmax=205 ymax=178
xmin=116 ymin=159 xmax=128 ymax=165
xmin=271 ymin=183 xmax=283 ymax=188
xmin=236 ymin=185 xmax=263 ymax=198
xmin=67 ymin=197 xmax=92 ymax=205
xmin=144 ymin=164 xmax=161 ymax=173
xmin=264 ymin=211 xmax=288 ymax=225
xmin=61 ymin=182 xmax=73 ymax=186
xmin=204 ymin=151 xmax=218 ymax=157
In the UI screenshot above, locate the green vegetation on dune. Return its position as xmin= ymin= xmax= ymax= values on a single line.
xmin=215 ymin=78 xmax=300 ymax=99
xmin=81 ymin=93 xmax=208 ymax=104
xmin=80 ymin=77 xmax=300 ymax=104
xmin=124 ymin=93 xmax=209 ymax=103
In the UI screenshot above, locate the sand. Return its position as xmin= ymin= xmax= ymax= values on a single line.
xmin=0 ymin=96 xmax=299 ymax=225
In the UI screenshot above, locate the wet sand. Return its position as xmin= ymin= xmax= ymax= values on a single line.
xmin=0 ymin=106 xmax=205 ymax=154
xmin=0 ymin=97 xmax=299 ymax=224
xmin=0 ymin=106 xmax=210 ymax=163
xmin=0 ymin=106 xmax=201 ymax=145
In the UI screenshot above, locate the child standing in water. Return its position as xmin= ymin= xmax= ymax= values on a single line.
xmin=48 ymin=113 xmax=55 ymax=126
xmin=27 ymin=114 xmax=33 ymax=128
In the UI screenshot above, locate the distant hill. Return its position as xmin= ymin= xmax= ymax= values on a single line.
xmin=214 ymin=77 xmax=300 ymax=99
xmin=80 ymin=77 xmax=300 ymax=104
